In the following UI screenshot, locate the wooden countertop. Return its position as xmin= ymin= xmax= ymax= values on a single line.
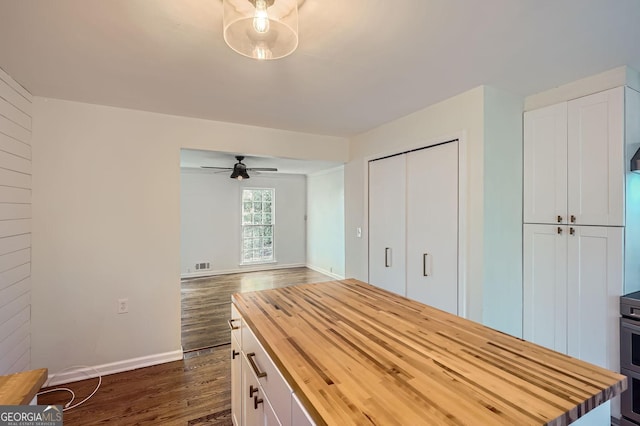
xmin=0 ymin=368 xmax=48 ymax=405
xmin=232 ymin=279 xmax=626 ymax=426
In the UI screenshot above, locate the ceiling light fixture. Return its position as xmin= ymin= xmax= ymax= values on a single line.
xmin=223 ymin=0 xmax=298 ymax=60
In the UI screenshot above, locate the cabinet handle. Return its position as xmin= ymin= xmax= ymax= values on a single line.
xmin=246 ymin=352 xmax=267 ymax=378
xmin=570 ymin=215 xmax=576 ymax=223
xmin=228 ymin=319 xmax=239 ymax=331
xmin=254 ymin=395 xmax=264 ymax=410
xmin=423 ymin=253 xmax=431 ymax=276
xmin=232 ymin=349 xmax=240 ymax=359
xmin=569 ymin=227 xmax=575 ymax=235
xmin=557 ymin=215 xmax=563 ymax=223
xmin=249 ymin=384 xmax=259 ymax=398
xmin=557 ymin=227 xmax=563 ymax=235
xmin=385 ymin=248 xmax=391 ymax=267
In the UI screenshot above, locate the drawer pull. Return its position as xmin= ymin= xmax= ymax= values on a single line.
xmin=557 ymin=215 xmax=563 ymax=223
xmin=254 ymin=395 xmax=264 ymax=410
xmin=232 ymin=349 xmax=239 ymax=359
xmin=249 ymin=385 xmax=259 ymax=398
xmin=385 ymin=247 xmax=391 ymax=267
xmin=247 ymin=352 xmax=267 ymax=378
xmin=228 ymin=319 xmax=239 ymax=330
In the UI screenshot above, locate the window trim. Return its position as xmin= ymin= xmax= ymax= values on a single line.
xmin=240 ymin=187 xmax=275 ymax=265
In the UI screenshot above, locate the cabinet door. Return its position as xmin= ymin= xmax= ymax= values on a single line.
xmin=241 ymin=354 xmax=264 ymax=426
xmin=567 ymin=226 xmax=623 ymax=370
xmin=523 ymin=224 xmax=568 ymax=353
xmin=523 ymin=102 xmax=568 ymax=224
xmin=405 ymin=142 xmax=459 ymax=314
xmin=231 ymin=335 xmax=242 ymax=426
xmin=368 ymin=154 xmax=406 ymax=296
xmin=568 ymin=87 xmax=625 ymax=226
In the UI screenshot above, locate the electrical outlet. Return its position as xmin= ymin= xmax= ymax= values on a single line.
xmin=117 ymin=298 xmax=129 ymax=314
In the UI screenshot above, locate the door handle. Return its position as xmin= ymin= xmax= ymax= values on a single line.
xmin=385 ymin=248 xmax=391 ymax=267
xmin=228 ymin=319 xmax=239 ymax=330
xmin=246 ymin=352 xmax=267 ymax=378
xmin=423 ymin=253 xmax=431 ymax=276
xmin=254 ymin=395 xmax=264 ymax=410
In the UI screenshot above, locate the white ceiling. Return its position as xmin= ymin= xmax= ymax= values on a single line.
xmin=1 ymin=0 xmax=639 ymax=137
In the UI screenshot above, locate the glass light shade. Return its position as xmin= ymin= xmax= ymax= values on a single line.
xmin=223 ymin=0 xmax=298 ymax=60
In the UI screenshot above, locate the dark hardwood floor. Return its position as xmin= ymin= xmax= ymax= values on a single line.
xmin=37 ymin=268 xmax=334 ymax=425
xmin=38 ymin=346 xmax=232 ymax=425
xmin=181 ymin=267 xmax=332 ymax=352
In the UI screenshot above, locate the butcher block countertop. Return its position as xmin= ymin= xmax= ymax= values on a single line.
xmin=232 ymin=279 xmax=626 ymax=426
xmin=0 ymin=368 xmax=47 ymax=405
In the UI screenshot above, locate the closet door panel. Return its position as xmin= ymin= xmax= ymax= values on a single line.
xmin=406 ymin=142 xmax=458 ymax=314
xmin=368 ymin=155 xmax=406 ymax=296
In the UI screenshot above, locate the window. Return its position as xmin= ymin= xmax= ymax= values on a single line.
xmin=241 ymin=188 xmax=275 ymax=264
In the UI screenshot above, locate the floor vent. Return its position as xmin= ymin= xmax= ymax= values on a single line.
xmin=195 ymin=262 xmax=211 ymax=270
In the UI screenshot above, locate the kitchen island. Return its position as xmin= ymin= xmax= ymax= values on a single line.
xmin=231 ymin=279 xmax=626 ymax=425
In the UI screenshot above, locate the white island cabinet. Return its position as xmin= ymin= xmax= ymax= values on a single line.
xmin=230 ymin=304 xmax=315 ymax=426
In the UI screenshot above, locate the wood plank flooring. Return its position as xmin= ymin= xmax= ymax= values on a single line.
xmin=181 ymin=267 xmax=332 ymax=352
xmin=38 ymin=346 xmax=232 ymax=425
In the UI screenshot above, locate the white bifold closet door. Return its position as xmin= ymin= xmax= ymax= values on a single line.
xmin=368 ymin=154 xmax=406 ymax=296
xmin=406 ymin=142 xmax=458 ymax=314
xmin=368 ymin=141 xmax=459 ymax=314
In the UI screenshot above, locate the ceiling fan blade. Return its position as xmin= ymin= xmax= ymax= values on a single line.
xmin=246 ymin=168 xmax=278 ymax=172
xmin=201 ymin=166 xmax=233 ymax=170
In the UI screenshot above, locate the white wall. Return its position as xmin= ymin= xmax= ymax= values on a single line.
xmin=0 ymin=67 xmax=32 ymax=375
xmin=181 ymin=169 xmax=307 ymax=277
xmin=306 ymin=167 xmax=345 ymax=279
xmin=346 ymin=86 xmax=486 ymax=323
xmin=31 ymin=97 xmax=348 ymax=376
xmin=345 ymin=86 xmax=524 ymax=330
xmin=482 ymin=87 xmax=524 ymax=337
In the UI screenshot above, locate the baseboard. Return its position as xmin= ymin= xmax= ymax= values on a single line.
xmin=181 ymin=263 xmax=306 ymax=279
xmin=45 ymin=349 xmax=184 ymax=386
xmin=306 ymin=264 xmax=345 ymax=280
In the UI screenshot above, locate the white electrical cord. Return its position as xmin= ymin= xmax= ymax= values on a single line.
xmin=36 ymin=365 xmax=102 ymax=411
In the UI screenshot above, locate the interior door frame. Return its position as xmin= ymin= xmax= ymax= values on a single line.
xmin=363 ymin=131 xmax=468 ymax=317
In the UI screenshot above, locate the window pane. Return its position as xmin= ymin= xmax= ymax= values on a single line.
xmin=253 ymin=191 xmax=262 ymax=202
xmin=243 ymin=190 xmax=253 ymax=201
xmin=243 ymin=201 xmax=252 ymax=213
xmin=243 ymin=227 xmax=253 ymax=238
xmin=253 ymin=202 xmax=262 ymax=213
xmin=264 ymin=214 xmax=272 ymax=224
xmin=263 ymin=191 xmax=272 ymax=202
xmin=264 ymin=237 xmax=272 ymax=247
xmin=264 ymin=226 xmax=272 ymax=236
xmin=264 ymin=203 xmax=271 ymax=213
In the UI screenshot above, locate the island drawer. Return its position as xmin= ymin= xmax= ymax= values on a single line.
xmin=242 ymin=323 xmax=292 ymax=426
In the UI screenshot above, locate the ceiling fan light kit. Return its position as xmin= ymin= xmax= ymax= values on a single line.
xmin=223 ymin=0 xmax=298 ymax=60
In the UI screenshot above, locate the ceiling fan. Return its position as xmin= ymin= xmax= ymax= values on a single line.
xmin=201 ymin=156 xmax=278 ymax=180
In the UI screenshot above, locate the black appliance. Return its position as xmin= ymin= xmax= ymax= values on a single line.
xmin=620 ymin=291 xmax=640 ymax=425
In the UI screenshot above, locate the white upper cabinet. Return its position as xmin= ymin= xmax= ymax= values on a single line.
xmin=524 ymin=87 xmax=625 ymax=226
xmin=524 ymin=103 xmax=568 ymax=224
xmin=567 ymin=87 xmax=625 ymax=227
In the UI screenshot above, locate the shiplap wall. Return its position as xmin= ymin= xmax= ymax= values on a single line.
xmin=0 ymin=67 xmax=32 ymax=375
